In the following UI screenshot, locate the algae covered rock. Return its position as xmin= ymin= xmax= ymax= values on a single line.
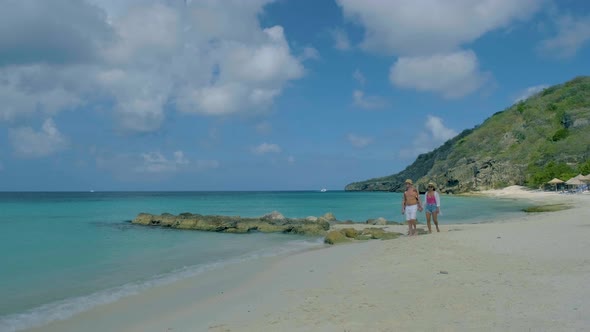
xmin=324 ymin=230 xmax=352 ymax=244
xmin=321 ymin=212 xmax=337 ymax=222
xmin=132 ymin=211 xmax=330 ymax=237
xmin=341 ymin=228 xmax=358 ymax=238
xmin=360 ymin=228 xmax=402 ymax=240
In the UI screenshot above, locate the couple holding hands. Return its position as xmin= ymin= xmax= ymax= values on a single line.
xmin=401 ymin=179 xmax=441 ymax=235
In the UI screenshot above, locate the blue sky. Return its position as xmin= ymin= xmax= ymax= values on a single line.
xmin=1 ymin=0 xmax=589 ymax=191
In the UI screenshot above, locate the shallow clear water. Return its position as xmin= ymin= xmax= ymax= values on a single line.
xmin=0 ymin=191 xmax=531 ymax=331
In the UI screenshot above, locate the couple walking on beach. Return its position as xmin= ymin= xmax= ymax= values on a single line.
xmin=401 ymin=179 xmax=441 ymax=235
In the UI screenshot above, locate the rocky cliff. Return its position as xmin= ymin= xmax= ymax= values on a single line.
xmin=346 ymin=76 xmax=590 ymax=193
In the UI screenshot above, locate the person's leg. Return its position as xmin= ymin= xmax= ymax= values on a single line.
xmin=406 ymin=205 xmax=416 ymax=235
xmin=410 ymin=219 xmax=416 ymax=235
xmin=433 ymin=211 xmax=440 ymax=232
xmin=425 ymin=211 xmax=432 ymax=233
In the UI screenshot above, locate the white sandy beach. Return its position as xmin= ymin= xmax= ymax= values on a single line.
xmin=30 ymin=187 xmax=590 ymax=332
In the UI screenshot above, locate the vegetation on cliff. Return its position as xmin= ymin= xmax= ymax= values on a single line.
xmin=346 ymin=76 xmax=590 ymax=193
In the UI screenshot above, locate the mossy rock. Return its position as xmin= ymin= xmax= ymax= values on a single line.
xmin=255 ymin=224 xmax=288 ymax=233
xmin=341 ymin=228 xmax=358 ymax=238
xmin=522 ymin=204 xmax=572 ymax=212
xmin=324 ymin=230 xmax=352 ymax=245
xmin=290 ymin=224 xmax=328 ymax=236
xmin=176 ymin=219 xmax=198 ymax=229
xmin=360 ymin=228 xmax=402 ymax=240
xmin=225 ymin=227 xmax=250 ymax=234
xmin=322 ymin=212 xmax=337 ymax=222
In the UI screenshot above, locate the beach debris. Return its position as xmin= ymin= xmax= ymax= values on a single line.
xmin=439 ymin=271 xmax=449 ymax=274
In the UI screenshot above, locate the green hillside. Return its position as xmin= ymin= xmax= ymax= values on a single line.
xmin=345 ymin=76 xmax=590 ymax=193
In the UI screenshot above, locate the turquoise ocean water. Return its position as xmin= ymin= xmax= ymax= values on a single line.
xmin=0 ymin=191 xmax=531 ymax=331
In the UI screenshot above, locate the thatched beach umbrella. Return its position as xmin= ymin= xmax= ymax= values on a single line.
xmin=547 ymin=178 xmax=564 ymax=191
xmin=566 ymin=177 xmax=584 ymax=188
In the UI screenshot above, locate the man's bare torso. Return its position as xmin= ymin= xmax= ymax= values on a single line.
xmin=404 ymin=187 xmax=419 ymax=206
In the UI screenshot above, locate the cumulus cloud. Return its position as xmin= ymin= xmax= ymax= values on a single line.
xmin=0 ymin=0 xmax=306 ymax=132
xmin=347 ymin=134 xmax=373 ymax=148
xmin=538 ymin=14 xmax=590 ymax=58
xmin=300 ymin=46 xmax=320 ymax=61
xmin=252 ymin=143 xmax=282 ymax=154
xmin=336 ymin=0 xmax=542 ymax=55
xmin=425 ymin=115 xmax=458 ymax=142
xmin=331 ymin=28 xmax=351 ymax=50
xmin=515 ymin=84 xmax=548 ymax=102
xmin=9 ymin=118 xmax=69 ymax=158
xmin=135 ymin=150 xmax=189 ymax=173
xmin=0 ymin=0 xmax=113 ymax=66
xmin=353 ymin=69 xmax=367 ymax=86
xmin=399 ymin=115 xmax=457 ymax=159
xmin=352 ymin=90 xmax=388 ymax=109
xmin=390 ymin=50 xmax=490 ymax=98
xmin=96 ymin=149 xmax=218 ymax=177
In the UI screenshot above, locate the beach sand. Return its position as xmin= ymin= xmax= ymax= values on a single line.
xmin=30 ymin=186 xmax=590 ymax=331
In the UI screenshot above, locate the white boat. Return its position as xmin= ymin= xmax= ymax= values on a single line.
xmin=320 ymin=188 xmax=327 ymax=192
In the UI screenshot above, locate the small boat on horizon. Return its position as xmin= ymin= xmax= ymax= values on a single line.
xmin=320 ymin=188 xmax=327 ymax=192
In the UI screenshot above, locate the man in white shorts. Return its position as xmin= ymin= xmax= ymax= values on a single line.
xmin=402 ymin=179 xmax=423 ymax=236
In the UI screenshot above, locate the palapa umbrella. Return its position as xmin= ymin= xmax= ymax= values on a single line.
xmin=547 ymin=178 xmax=564 ymax=184
xmin=566 ymin=177 xmax=584 ymax=186
xmin=547 ymin=178 xmax=564 ymax=191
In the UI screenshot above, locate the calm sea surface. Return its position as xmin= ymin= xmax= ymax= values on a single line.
xmin=0 ymin=191 xmax=531 ymax=331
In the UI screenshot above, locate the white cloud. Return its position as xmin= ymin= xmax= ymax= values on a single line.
xmin=425 ymin=115 xmax=458 ymax=142
xmin=390 ymin=50 xmax=490 ymax=98
xmin=300 ymin=46 xmax=320 ymax=61
xmin=515 ymin=84 xmax=548 ymax=102
xmin=347 ymin=134 xmax=373 ymax=148
xmin=352 ymin=90 xmax=387 ymax=109
xmin=336 ymin=0 xmax=542 ymax=55
xmin=287 ymin=155 xmax=295 ymax=164
xmin=0 ymin=1 xmax=306 ymax=132
xmin=0 ymin=0 xmax=114 ymax=66
xmin=399 ymin=115 xmax=457 ymax=159
xmin=9 ymin=118 xmax=69 ymax=158
xmin=252 ymin=143 xmax=282 ymax=154
xmin=136 ymin=150 xmax=189 ymax=173
xmin=173 ymin=151 xmax=189 ymax=165
xmin=0 ymin=65 xmax=86 ymax=122
xmin=175 ymin=25 xmax=303 ymax=116
xmin=538 ymin=15 xmax=590 ymax=58
xmin=96 ymin=149 xmax=218 ymax=176
xmin=193 ymin=159 xmax=220 ymax=171
xmin=353 ymin=69 xmax=366 ymax=86
xmin=331 ymin=28 xmax=351 ymax=50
